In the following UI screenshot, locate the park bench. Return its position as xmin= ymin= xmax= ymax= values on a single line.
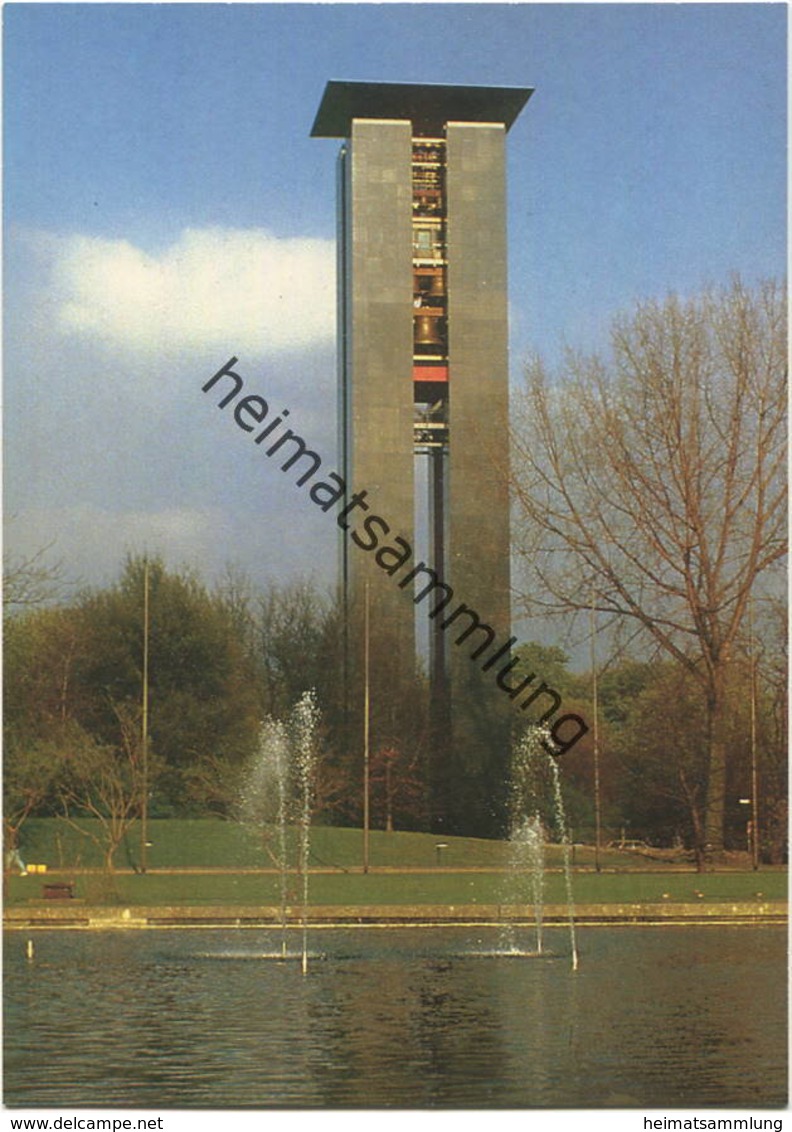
xmin=42 ymin=883 xmax=75 ymax=900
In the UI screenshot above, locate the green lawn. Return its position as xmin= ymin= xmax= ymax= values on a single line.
xmin=6 ymin=867 xmax=787 ymax=908
xmin=5 ymin=818 xmax=787 ymax=908
xmin=13 ymin=816 xmax=766 ymax=872
xmin=13 ymin=816 xmax=545 ymax=871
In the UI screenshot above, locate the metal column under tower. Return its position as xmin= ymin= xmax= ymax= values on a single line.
xmin=427 ymin=444 xmax=451 ymax=822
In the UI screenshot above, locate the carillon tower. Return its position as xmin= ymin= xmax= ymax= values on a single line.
xmin=312 ymin=81 xmax=532 ymax=835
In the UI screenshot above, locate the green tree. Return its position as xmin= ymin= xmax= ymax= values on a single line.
xmin=77 ymin=556 xmax=261 ymax=814
xmin=4 ymin=556 xmax=263 ymax=821
xmin=611 ymin=662 xmax=711 ymax=864
xmin=3 ymin=734 xmax=66 ymax=857
xmin=4 ymin=604 xmax=94 ymax=739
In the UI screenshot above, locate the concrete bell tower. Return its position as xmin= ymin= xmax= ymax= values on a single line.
xmin=312 ymin=81 xmax=532 ymax=836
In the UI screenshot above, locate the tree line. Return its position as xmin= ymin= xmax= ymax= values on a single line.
xmin=3 ymin=556 xmax=430 ymax=867
xmin=4 ymin=561 xmax=786 ymax=866
xmin=3 ymin=278 xmax=787 ymax=866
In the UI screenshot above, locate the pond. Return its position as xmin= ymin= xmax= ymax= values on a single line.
xmin=3 ymin=925 xmax=786 ymax=1108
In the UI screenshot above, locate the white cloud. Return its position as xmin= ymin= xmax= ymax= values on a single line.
xmin=46 ymin=227 xmax=336 ymax=356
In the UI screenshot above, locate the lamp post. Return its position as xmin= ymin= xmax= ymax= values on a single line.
xmin=748 ymin=600 xmax=760 ymax=871
xmin=362 ymin=581 xmax=371 ymax=875
xmin=590 ymin=593 xmax=602 ymax=872
xmin=140 ymin=557 xmax=150 ymax=875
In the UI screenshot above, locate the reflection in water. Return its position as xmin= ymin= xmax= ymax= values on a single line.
xmin=3 ymin=926 xmax=787 ymax=1108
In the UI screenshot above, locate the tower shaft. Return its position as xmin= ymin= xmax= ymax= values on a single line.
xmin=314 ymin=82 xmax=532 ymax=835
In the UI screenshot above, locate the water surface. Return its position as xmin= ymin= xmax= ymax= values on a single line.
xmin=4 ymin=925 xmax=786 ymax=1108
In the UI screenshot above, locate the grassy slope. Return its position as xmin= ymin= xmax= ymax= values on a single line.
xmin=5 ymin=819 xmax=787 ymax=908
xmin=17 ymin=818 xmax=511 ymax=870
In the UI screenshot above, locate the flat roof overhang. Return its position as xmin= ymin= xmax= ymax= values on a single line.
xmin=311 ymin=80 xmax=533 ymax=138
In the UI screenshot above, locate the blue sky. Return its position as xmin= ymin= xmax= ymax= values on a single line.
xmin=4 ymin=2 xmax=787 ymax=627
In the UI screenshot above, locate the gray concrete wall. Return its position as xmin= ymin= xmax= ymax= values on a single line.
xmin=446 ymin=122 xmax=510 ymax=637
xmin=443 ymin=122 xmax=512 ymax=834
xmin=343 ymin=118 xmax=417 ymax=728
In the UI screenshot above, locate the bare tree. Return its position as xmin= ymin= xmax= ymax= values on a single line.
xmin=3 ymin=539 xmax=65 ymax=613
xmin=511 ymin=278 xmax=787 ymax=859
xmin=57 ymin=705 xmax=149 ymax=872
xmin=370 ymin=744 xmax=428 ymax=832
